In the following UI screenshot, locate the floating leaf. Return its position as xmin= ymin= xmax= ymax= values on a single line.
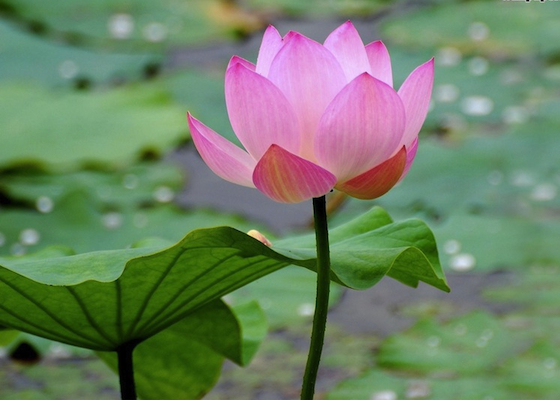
xmin=380 ymin=2 xmax=560 ymax=58
xmin=499 ymin=340 xmax=560 ymax=397
xmin=377 ymin=312 xmax=519 ymax=375
xmin=0 ymin=190 xmax=267 ymax=256
xmin=0 ymin=161 xmax=184 ymax=207
xmin=0 ymin=82 xmax=187 ymax=171
xmin=328 ymin=370 xmax=517 ymax=400
xmin=240 ymin=0 xmax=387 ymax=16
xmin=1 ymin=0 xmax=263 ymax=49
xmin=0 ymin=21 xmax=162 ymax=86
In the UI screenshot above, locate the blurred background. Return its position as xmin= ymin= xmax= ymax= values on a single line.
xmin=1 ymin=0 xmax=560 ymax=398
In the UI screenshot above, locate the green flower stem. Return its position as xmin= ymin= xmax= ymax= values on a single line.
xmin=301 ymin=195 xmax=331 ymax=400
xmin=117 ymin=340 xmax=139 ymax=400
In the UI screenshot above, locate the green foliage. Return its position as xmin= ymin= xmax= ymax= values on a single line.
xmin=0 ymin=21 xmax=161 ymax=86
xmin=0 ymin=82 xmax=186 ymax=171
xmin=0 ymin=206 xmax=445 ymax=398
xmin=0 ymin=207 xmax=446 ymax=350
xmin=97 ymin=301 xmax=267 ymax=400
xmin=0 ymin=0 xmax=260 ymax=49
xmin=380 ymin=2 xmax=560 ymax=57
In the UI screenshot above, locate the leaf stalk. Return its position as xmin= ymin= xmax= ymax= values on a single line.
xmin=301 ymin=195 xmax=331 ymax=399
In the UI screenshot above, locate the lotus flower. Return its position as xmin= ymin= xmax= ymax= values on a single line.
xmin=187 ymin=21 xmax=433 ymax=203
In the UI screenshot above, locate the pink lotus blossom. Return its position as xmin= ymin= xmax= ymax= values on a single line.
xmin=187 ymin=21 xmax=433 ymax=203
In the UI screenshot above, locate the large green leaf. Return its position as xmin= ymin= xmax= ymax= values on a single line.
xmin=0 ymin=207 xmax=447 ymax=352
xmin=278 ymin=207 xmax=448 ymax=291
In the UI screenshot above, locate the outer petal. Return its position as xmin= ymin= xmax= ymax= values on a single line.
xmin=315 ymin=73 xmax=406 ymax=182
xmin=323 ymin=21 xmax=371 ymax=81
xmin=365 ymin=40 xmax=393 ymax=87
xmin=227 ymin=55 xmax=255 ymax=71
xmin=400 ymin=137 xmax=418 ymax=180
xmin=225 ymin=63 xmax=301 ymax=160
xmin=337 ymin=146 xmax=407 ymax=200
xmin=253 ymin=145 xmax=337 ymax=203
xmin=267 ymin=33 xmax=347 ymax=160
xmin=255 ymin=25 xmax=283 ymax=76
xmin=187 ymin=113 xmax=256 ymax=188
xmin=398 ymin=58 xmax=434 ymax=147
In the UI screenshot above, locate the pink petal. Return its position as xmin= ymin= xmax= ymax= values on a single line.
xmin=323 ymin=21 xmax=371 ymax=81
xmin=398 ymin=58 xmax=434 ymax=147
xmin=255 ymin=25 xmax=283 ymax=76
xmin=315 ymin=73 xmax=406 ymax=182
xmin=187 ymin=113 xmax=256 ymax=188
xmin=365 ymin=40 xmax=393 ymax=87
xmin=225 ymin=63 xmax=301 ymax=160
xmin=227 ymin=55 xmax=255 ymax=71
xmin=267 ymin=33 xmax=347 ymax=160
xmin=337 ymin=146 xmax=407 ymax=200
xmin=253 ymin=145 xmax=337 ymax=203
xmin=400 ymin=137 xmax=418 ymax=180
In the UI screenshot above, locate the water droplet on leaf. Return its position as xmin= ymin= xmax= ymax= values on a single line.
xmin=19 ymin=229 xmax=40 ymax=245
xmin=36 ymin=196 xmax=54 ymax=213
xmin=511 ymin=170 xmax=535 ymax=187
xmin=468 ymin=22 xmax=490 ymax=41
xmin=297 ymin=303 xmax=314 ymax=317
xmin=58 ymin=60 xmax=79 ymax=80
xmin=461 ymin=96 xmax=494 ymax=116
xmin=454 ymin=323 xmax=467 ymax=336
xmin=427 ymin=336 xmax=441 ymax=348
xmin=502 ymin=106 xmax=529 ymax=124
xmin=122 ymin=174 xmax=139 ymax=190
xmin=449 ymin=253 xmax=476 ymax=271
xmin=370 ymin=390 xmax=397 ymax=400
xmin=11 ymin=243 xmax=25 ymax=256
xmin=443 ymin=239 xmax=461 ymax=255
xmin=153 ymin=186 xmax=174 ymax=203
xmin=487 ymin=170 xmax=503 ymax=186
xmin=475 ymin=337 xmax=488 ymax=348
xmin=435 ymin=84 xmax=459 ymax=103
xmin=436 ymin=47 xmax=462 ymax=67
xmin=468 ymin=57 xmax=489 ymax=76
xmin=480 ymin=329 xmax=494 ymax=341
xmin=143 ymin=22 xmax=167 ymax=42
xmin=48 ymin=344 xmax=72 ymax=359
xmin=405 ymin=380 xmax=431 ymax=399
xmin=544 ymin=357 xmax=557 ymax=370
xmin=102 ymin=212 xmax=123 ymax=230
xmin=531 ymin=183 xmax=556 ymax=201
xmin=108 ymin=14 xmax=134 ymax=39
